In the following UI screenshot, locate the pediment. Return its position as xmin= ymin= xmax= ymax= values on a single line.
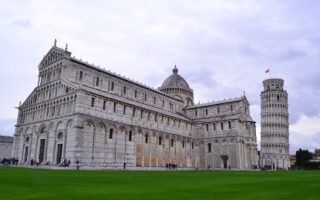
xmin=20 ymin=80 xmax=78 ymax=108
xmin=20 ymin=88 xmax=37 ymax=108
xmin=242 ymin=95 xmax=250 ymax=106
xmin=38 ymin=46 xmax=68 ymax=69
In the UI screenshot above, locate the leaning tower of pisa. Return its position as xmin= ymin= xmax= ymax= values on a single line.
xmin=260 ymin=78 xmax=290 ymax=170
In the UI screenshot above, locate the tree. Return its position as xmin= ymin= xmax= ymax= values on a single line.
xmin=295 ymin=148 xmax=313 ymax=167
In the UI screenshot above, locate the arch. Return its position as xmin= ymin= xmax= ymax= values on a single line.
xmin=81 ymin=121 xmax=95 ymax=165
xmin=48 ymin=122 xmax=55 ymax=131
xmin=31 ymin=125 xmax=37 ymax=133
xmin=22 ymin=127 xmax=32 ymax=163
xmin=66 ymin=119 xmax=73 ymax=129
xmin=96 ymin=122 xmax=106 ymax=129
xmin=24 ymin=127 xmax=32 ymax=135
xmin=80 ymin=117 xmax=94 ymax=126
xmin=38 ymin=123 xmax=47 ymax=132
xmin=40 ymin=127 xmax=47 ymax=135
xmin=185 ymin=97 xmax=193 ymax=106
xmin=137 ymin=127 xmax=143 ymax=134
xmin=117 ymin=126 xmax=127 ymax=133
xmin=93 ymin=121 xmax=106 ymax=165
xmin=19 ymin=128 xmax=24 ymax=135
xmin=55 ymin=121 xmax=65 ymax=131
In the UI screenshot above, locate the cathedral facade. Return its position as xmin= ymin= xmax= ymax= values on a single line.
xmin=12 ymin=42 xmax=258 ymax=170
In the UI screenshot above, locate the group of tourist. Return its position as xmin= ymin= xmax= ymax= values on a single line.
xmin=165 ymin=163 xmax=178 ymax=170
xmin=28 ymin=158 xmax=71 ymax=167
xmin=30 ymin=159 xmax=40 ymax=166
xmin=0 ymin=158 xmax=19 ymax=165
xmin=60 ymin=159 xmax=71 ymax=167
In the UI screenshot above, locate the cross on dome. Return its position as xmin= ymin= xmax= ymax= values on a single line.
xmin=173 ymin=65 xmax=178 ymax=74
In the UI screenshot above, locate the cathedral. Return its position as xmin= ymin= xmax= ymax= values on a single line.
xmin=12 ymin=41 xmax=259 ymax=170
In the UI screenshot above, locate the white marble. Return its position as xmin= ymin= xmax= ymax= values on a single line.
xmin=12 ymin=43 xmax=259 ymax=170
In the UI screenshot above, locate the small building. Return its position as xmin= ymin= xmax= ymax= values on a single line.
xmin=290 ymin=155 xmax=296 ymax=166
xmin=0 ymin=135 xmax=14 ymax=160
xmin=313 ymin=149 xmax=320 ymax=160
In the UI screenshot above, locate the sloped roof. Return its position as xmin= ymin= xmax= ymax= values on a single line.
xmin=159 ymin=66 xmax=192 ymax=91
xmin=186 ymin=96 xmax=248 ymax=109
xmin=0 ymin=136 xmax=14 ymax=143
xmin=79 ymin=85 xmax=192 ymax=122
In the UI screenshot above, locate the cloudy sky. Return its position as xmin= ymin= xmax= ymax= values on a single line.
xmin=1 ymin=0 xmax=320 ymax=154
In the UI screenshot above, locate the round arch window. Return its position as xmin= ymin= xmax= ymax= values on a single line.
xmin=58 ymin=132 xmax=63 ymax=139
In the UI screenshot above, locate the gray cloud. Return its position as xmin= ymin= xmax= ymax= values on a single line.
xmin=0 ymin=119 xmax=16 ymax=136
xmin=9 ymin=19 xmax=32 ymax=27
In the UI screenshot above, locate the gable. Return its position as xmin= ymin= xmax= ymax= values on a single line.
xmin=38 ymin=46 xmax=68 ymax=69
xmin=20 ymin=79 xmax=78 ymax=108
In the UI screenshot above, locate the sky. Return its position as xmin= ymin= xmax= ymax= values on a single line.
xmin=0 ymin=0 xmax=320 ymax=154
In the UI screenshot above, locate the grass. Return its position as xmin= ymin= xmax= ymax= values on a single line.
xmin=0 ymin=167 xmax=319 ymax=200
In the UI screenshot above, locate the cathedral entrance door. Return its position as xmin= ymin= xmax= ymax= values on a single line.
xmin=223 ymin=159 xmax=227 ymax=169
xmin=24 ymin=146 xmax=29 ymax=162
xmin=38 ymin=139 xmax=45 ymax=163
xmin=56 ymin=144 xmax=63 ymax=164
xmin=221 ymin=154 xmax=229 ymax=169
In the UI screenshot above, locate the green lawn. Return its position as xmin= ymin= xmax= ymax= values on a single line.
xmin=0 ymin=167 xmax=319 ymax=200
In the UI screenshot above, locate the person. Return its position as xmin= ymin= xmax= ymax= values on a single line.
xmin=67 ymin=160 xmax=71 ymax=167
xmin=63 ymin=159 xmax=67 ymax=167
xmin=31 ymin=159 xmax=34 ymax=166
xmin=1 ymin=158 xmax=9 ymax=165
xmin=76 ymin=160 xmax=80 ymax=170
xmin=123 ymin=162 xmax=126 ymax=170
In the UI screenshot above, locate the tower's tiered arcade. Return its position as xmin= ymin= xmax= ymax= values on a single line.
xmin=260 ymin=78 xmax=290 ymax=170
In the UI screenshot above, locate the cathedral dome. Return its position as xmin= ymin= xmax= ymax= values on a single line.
xmin=160 ymin=66 xmax=191 ymax=91
xmin=159 ymin=66 xmax=194 ymax=106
